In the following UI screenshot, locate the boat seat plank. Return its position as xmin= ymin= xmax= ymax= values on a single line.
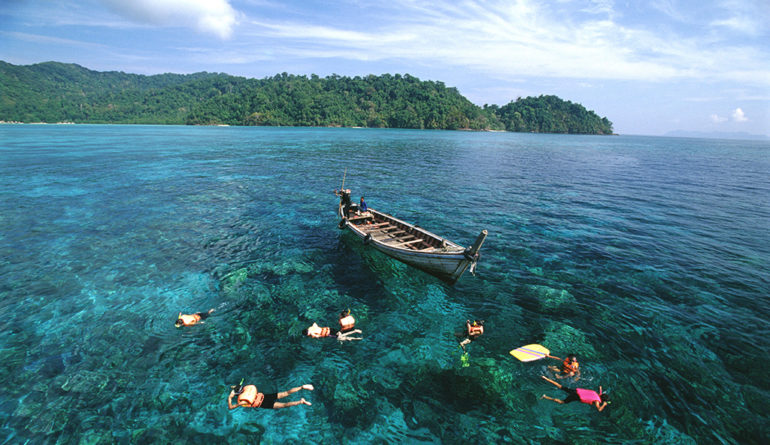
xmin=363 ymin=229 xmax=393 ymax=236
xmin=373 ymin=232 xmax=406 ymax=242
xmin=392 ymin=239 xmax=425 ymax=248
xmin=364 ymin=225 xmax=396 ymax=233
xmin=372 ymin=227 xmax=405 ymax=236
xmin=371 ymin=230 xmax=397 ymax=238
xmin=384 ymin=234 xmax=417 ymax=243
xmin=369 ymin=231 xmax=400 ymax=239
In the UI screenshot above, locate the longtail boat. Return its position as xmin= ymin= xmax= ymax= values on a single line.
xmin=336 ymin=190 xmax=487 ymax=283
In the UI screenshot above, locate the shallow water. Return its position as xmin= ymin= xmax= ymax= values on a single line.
xmin=0 ymin=125 xmax=768 ymax=444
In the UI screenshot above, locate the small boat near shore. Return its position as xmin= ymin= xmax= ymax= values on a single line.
xmin=336 ymin=191 xmax=487 ymax=283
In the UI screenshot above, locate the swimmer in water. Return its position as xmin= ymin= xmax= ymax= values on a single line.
xmin=459 ymin=319 xmax=484 ymax=352
xmin=539 ymin=375 xmax=610 ymax=412
xmin=302 ymin=322 xmax=362 ymax=341
xmin=228 ymin=382 xmax=314 ymax=410
xmin=175 ymin=308 xmax=214 ymax=327
xmin=547 ymin=353 xmax=580 ymax=380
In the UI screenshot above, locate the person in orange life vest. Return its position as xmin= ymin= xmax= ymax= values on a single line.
xmin=175 ymin=308 xmax=214 ymax=327
xmin=228 ymin=382 xmax=313 ymax=410
xmin=539 ymin=375 xmax=610 ymax=412
xmin=459 ymin=319 xmax=484 ymax=352
xmin=547 ymin=353 xmax=580 ymax=380
xmin=302 ymin=322 xmax=362 ymax=341
xmin=338 ymin=309 xmax=356 ymax=333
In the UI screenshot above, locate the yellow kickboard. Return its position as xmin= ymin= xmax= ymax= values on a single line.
xmin=510 ymin=344 xmax=550 ymax=362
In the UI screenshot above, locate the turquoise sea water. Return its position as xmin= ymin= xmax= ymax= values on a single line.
xmin=0 ymin=125 xmax=768 ymax=444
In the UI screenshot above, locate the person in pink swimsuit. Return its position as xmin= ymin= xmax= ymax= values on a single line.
xmin=539 ymin=376 xmax=610 ymax=412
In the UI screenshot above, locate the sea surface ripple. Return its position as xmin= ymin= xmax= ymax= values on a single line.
xmin=0 ymin=125 xmax=768 ymax=444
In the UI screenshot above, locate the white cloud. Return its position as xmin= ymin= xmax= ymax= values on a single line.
xmin=1 ymin=31 xmax=106 ymax=48
xmin=650 ymin=0 xmax=690 ymax=23
xmin=581 ymin=0 xmax=616 ymax=16
xmin=710 ymin=114 xmax=727 ymax=123
xmin=731 ymin=108 xmax=748 ymax=122
xmin=234 ymin=0 xmax=770 ymax=86
xmin=14 ymin=0 xmax=768 ymax=90
xmin=252 ymin=21 xmax=415 ymax=44
xmin=710 ymin=0 xmax=770 ymax=37
xmin=100 ymin=0 xmax=238 ymax=39
xmin=711 ymin=17 xmax=759 ymax=36
xmin=709 ymin=108 xmax=750 ymax=124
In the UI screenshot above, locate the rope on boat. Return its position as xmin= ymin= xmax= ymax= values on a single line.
xmin=464 ymin=249 xmax=481 ymax=275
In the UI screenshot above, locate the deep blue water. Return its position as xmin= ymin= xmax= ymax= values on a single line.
xmin=0 ymin=125 xmax=768 ymax=444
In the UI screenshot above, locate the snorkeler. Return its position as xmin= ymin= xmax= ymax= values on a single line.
xmin=303 ymin=322 xmax=362 ymax=341
xmin=175 ymin=308 xmax=214 ymax=327
xmin=338 ymin=309 xmax=356 ymax=333
xmin=539 ymin=376 xmax=610 ymax=412
xmin=459 ymin=319 xmax=484 ymax=352
xmin=547 ymin=353 xmax=580 ymax=380
xmin=228 ymin=381 xmax=314 ymax=410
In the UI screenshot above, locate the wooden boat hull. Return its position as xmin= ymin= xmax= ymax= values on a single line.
xmin=337 ymin=202 xmax=486 ymax=283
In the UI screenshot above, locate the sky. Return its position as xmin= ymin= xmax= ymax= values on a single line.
xmin=1 ymin=0 xmax=769 ymax=136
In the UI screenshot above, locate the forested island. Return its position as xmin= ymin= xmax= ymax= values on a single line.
xmin=0 ymin=61 xmax=613 ymax=134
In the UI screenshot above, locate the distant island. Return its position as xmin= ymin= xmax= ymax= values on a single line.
xmin=0 ymin=61 xmax=613 ymax=134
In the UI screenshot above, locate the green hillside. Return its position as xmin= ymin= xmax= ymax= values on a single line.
xmin=0 ymin=61 xmax=613 ymax=134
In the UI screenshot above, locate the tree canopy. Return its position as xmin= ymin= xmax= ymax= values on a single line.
xmin=0 ymin=61 xmax=613 ymax=134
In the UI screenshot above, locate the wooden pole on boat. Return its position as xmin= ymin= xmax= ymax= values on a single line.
xmin=341 ymin=168 xmax=347 ymax=191
xmin=464 ymin=229 xmax=487 ymax=275
xmin=468 ymin=230 xmax=488 ymax=255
